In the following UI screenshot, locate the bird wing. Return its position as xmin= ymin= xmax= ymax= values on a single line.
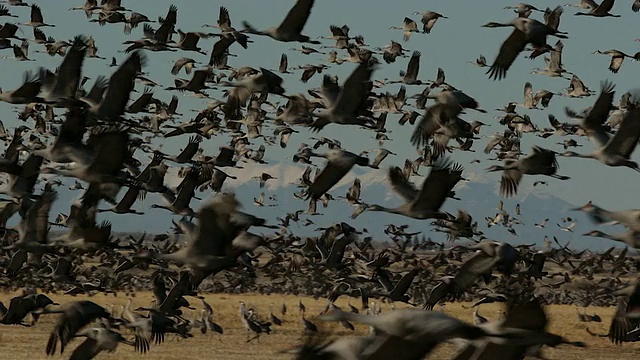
xmin=175 ymin=136 xmax=202 ymax=162
xmin=84 ymin=76 xmax=109 ymax=105
xmin=603 ymin=107 xmax=640 ymax=158
xmin=209 ymin=35 xmax=234 ymax=67
xmin=609 ymin=298 xmax=632 ymax=344
xmin=405 ymin=51 xmax=421 ymax=80
xmin=453 ymin=252 xmax=497 ymax=295
xmin=582 ymin=80 xmax=615 ymax=145
xmin=49 ymin=36 xmax=87 ymax=100
xmin=390 ymin=268 xmax=419 ymax=297
xmin=320 ymin=75 xmax=340 ymax=106
xmin=12 ymin=70 xmax=42 ymax=100
xmin=596 ymin=0 xmax=615 ymax=13
xmin=158 ymin=271 xmax=192 ymax=314
xmin=136 ymin=151 xmax=164 ymax=183
xmin=500 ymin=162 xmax=523 ymax=198
xmin=46 ymin=301 xmax=108 ymax=356
xmin=192 ymin=194 xmax=239 ymax=256
xmin=410 ymin=103 xmax=455 ymax=148
xmin=276 ymin=0 xmax=315 ymax=35
xmin=544 ymin=5 xmax=563 ymax=31
xmin=388 ymin=166 xmax=419 ymax=202
xmin=126 ymin=87 xmax=154 ymax=113
xmin=218 ymin=6 xmax=231 ymax=27
xmin=116 ymin=185 xmax=143 ymax=211
xmin=487 ymin=29 xmax=528 ymax=80
xmin=87 ymin=129 xmax=129 ymax=176
xmin=424 ymin=281 xmax=450 ymax=310
xmin=609 ymin=56 xmax=624 ymax=73
xmin=413 ymin=159 xmax=463 ymax=212
xmin=279 ymin=53 xmax=288 ymax=72
xmin=69 ymin=338 xmax=100 ymax=360
xmin=97 ymin=51 xmax=146 ymax=120
xmin=30 ymin=4 xmax=44 ymax=24
xmin=306 ymin=158 xmax=353 ymax=200
xmin=333 ymin=61 xmax=375 ymax=118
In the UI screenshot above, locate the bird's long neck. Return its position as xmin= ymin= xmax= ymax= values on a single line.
xmin=370 ymin=204 xmax=400 ymax=214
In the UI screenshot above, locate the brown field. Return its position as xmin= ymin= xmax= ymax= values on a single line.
xmin=0 ymin=292 xmax=639 ymax=360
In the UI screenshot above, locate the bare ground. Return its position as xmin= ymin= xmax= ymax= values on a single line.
xmin=0 ymin=292 xmax=639 ymax=360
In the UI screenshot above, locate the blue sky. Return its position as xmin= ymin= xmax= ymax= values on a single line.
xmin=0 ymin=1 xmax=638 ymax=239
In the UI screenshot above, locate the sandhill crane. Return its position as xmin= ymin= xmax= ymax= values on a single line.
xmin=574 ymin=201 xmax=640 ymax=233
xmin=531 ymin=40 xmax=571 ymax=78
xmin=239 ymin=301 xmax=268 ymax=342
xmin=269 ymin=305 xmax=282 ymax=326
xmin=483 ymin=15 xmax=568 ymax=80
xmin=90 ymin=50 xmax=146 ymax=121
xmin=305 ymin=149 xmax=370 ymax=200
xmin=0 ymin=153 xmax=43 ymax=199
xmin=377 ymin=40 xmax=407 ymax=64
xmin=43 ymin=128 xmax=130 ymax=190
xmin=97 ymin=186 xmax=145 ymax=215
xmin=593 ymin=49 xmax=640 ymax=73
xmin=565 ymin=74 xmax=593 ymax=97
xmin=584 ymin=229 xmax=640 ymax=248
xmin=10 ymin=41 xmax=30 ymax=61
xmin=172 ymin=30 xmax=207 ymax=54
xmin=198 ymin=298 xmax=223 ymax=335
xmin=426 ymin=241 xmax=519 ymax=309
xmin=164 ymin=135 xmax=202 ymax=164
xmin=166 ymin=68 xmax=212 ymax=96
xmin=389 ymin=51 xmax=423 ymax=85
xmin=309 ymin=59 xmax=377 ymax=131
xmin=413 ymin=11 xmax=447 ymax=33
xmin=505 ymin=3 xmax=542 ymax=17
xmin=7 ymin=190 xmax=55 ymax=255
xmin=389 ymin=17 xmax=419 ymax=41
xmin=20 ymin=4 xmax=54 ymax=27
xmin=70 ymin=326 xmax=135 ymax=360
xmin=45 ymin=301 xmax=113 ymax=356
xmin=361 ymin=159 xmax=463 ymax=220
xmin=558 ymin=221 xmax=577 ymax=232
xmin=574 ymin=0 xmax=620 ymax=16
xmin=487 ymin=145 xmax=569 ymax=197
xmin=0 ymin=4 xmax=17 ymax=17
xmin=0 ymin=293 xmax=58 ymax=325
xmin=254 ymin=172 xmax=277 ymax=188
xmin=521 ymin=82 xmax=538 ymax=109
xmin=562 ymin=91 xmax=640 ymax=172
xmin=242 ymin=0 xmax=320 ymax=44
xmin=171 ymin=57 xmax=198 ymax=75
xmin=594 ymin=281 xmax=640 ymax=344
xmin=151 ymin=167 xmax=201 ymax=216
xmin=369 ymin=148 xmax=396 ymax=169
xmin=469 ymin=55 xmax=488 ymax=67
xmin=456 ymin=300 xmax=585 ymax=358
xmin=373 ymin=267 xmax=419 ymax=304
xmin=41 ymin=35 xmax=87 ymax=103
xmin=564 ymin=0 xmax=598 ymax=9
xmin=0 ymin=69 xmax=45 ymax=104
xmin=278 ymin=53 xmax=291 ymax=73
xmin=319 ymin=306 xmax=553 ymax=359
xmin=145 ymin=193 xmax=260 ymax=272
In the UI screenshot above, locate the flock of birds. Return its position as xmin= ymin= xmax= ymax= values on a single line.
xmin=0 ymin=0 xmax=639 ymax=359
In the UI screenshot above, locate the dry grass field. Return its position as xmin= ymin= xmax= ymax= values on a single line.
xmin=1 ymin=291 xmax=639 ymax=360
